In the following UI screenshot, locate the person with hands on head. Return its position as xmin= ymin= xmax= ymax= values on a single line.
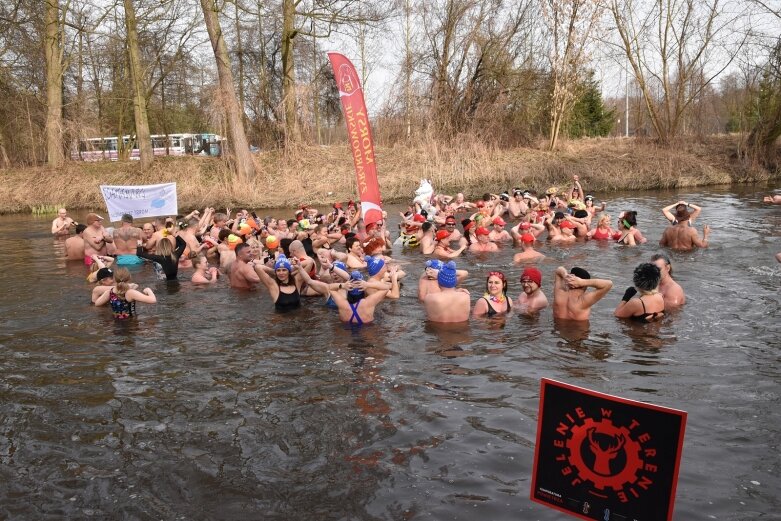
xmin=424 ymin=261 xmax=471 ymax=323
xmin=326 ymin=271 xmax=392 ymax=325
xmin=552 ymin=266 xmax=613 ymax=321
xmin=659 ymin=206 xmax=710 ymax=251
xmin=93 ymin=267 xmax=156 ymax=319
xmin=663 ymin=200 xmax=701 ymax=224
xmin=614 ymin=263 xmax=665 ymax=322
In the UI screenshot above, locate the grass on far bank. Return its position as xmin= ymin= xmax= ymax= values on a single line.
xmin=0 ymin=135 xmax=776 ymax=214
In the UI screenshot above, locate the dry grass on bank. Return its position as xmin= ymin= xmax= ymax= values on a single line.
xmin=0 ymin=135 xmax=775 ymax=214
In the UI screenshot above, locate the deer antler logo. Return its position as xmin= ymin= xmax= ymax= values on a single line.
xmin=587 ymin=427 xmax=626 ymax=475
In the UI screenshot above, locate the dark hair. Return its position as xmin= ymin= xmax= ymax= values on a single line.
xmin=421 ymin=221 xmax=433 ymax=232
xmin=651 ymin=253 xmax=673 ymax=277
xmin=461 ymin=219 xmax=473 ymax=245
xmin=280 ymin=238 xmax=293 ymax=257
xmin=75 ymin=224 xmax=87 ymax=234
xmin=622 ymin=211 xmax=638 ymax=227
xmin=633 ymin=263 xmax=661 ymax=292
xmin=218 ymin=228 xmax=232 ymax=241
xmin=482 ymin=193 xmax=492 ymax=201
xmin=345 ymin=236 xmax=360 ymax=252
xmin=234 ymin=242 xmax=249 ymax=256
xmin=574 ymin=209 xmax=588 ymax=218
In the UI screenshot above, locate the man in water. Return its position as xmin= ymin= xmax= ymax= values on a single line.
xmin=65 ymin=224 xmax=87 ymax=260
xmin=513 ymin=233 xmax=545 ymax=263
xmin=763 ymin=194 xmax=781 ymax=204
xmin=424 ymin=261 xmax=470 ymax=322
xmin=552 ymin=266 xmax=613 ymax=321
xmin=229 ymin=243 xmax=260 ymax=290
xmin=51 ymin=208 xmax=75 ymax=236
xmin=113 ymin=214 xmax=144 ymax=265
xmin=517 ymin=267 xmax=548 ymax=314
xmin=83 ymin=213 xmax=113 ymax=266
xmin=659 ymin=206 xmax=710 ymax=251
xmin=651 ymin=253 xmax=685 ymax=307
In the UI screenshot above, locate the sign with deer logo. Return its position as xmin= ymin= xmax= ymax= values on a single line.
xmin=531 ymin=379 xmax=686 ymax=521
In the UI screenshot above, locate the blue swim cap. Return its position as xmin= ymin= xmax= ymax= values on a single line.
xmin=366 ymin=255 xmax=385 ymax=276
xmin=425 ymin=259 xmax=444 ymax=271
xmin=348 ymin=271 xmax=364 ymax=296
xmin=437 ymin=261 xmax=458 ymax=288
xmin=333 ymin=261 xmax=347 ymax=271
xmin=274 ymin=255 xmax=292 ymax=272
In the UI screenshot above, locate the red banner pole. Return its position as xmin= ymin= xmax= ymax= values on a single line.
xmin=327 ymin=52 xmax=383 ymax=226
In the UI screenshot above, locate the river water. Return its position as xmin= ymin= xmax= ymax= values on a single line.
xmin=0 ymin=186 xmax=779 ymax=520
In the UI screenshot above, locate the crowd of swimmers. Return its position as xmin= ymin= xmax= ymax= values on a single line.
xmin=50 ymin=182 xmax=781 ymax=323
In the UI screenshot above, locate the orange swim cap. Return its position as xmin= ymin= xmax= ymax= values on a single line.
xmin=266 ymin=235 xmax=279 ymax=250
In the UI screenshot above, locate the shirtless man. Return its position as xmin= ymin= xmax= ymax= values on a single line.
xmin=424 ymin=261 xmax=470 ymax=323
xmin=551 ymin=220 xmax=577 ymax=244
xmin=489 ymin=217 xmax=512 ymax=242
xmin=83 ymin=213 xmax=113 ymax=266
xmin=659 ymin=207 xmax=710 ymax=251
xmin=434 ymin=230 xmax=466 ymax=258
xmin=513 ymin=233 xmax=545 ymax=263
xmin=651 ymin=253 xmax=685 ymax=307
xmin=663 ymin=201 xmax=701 ymax=224
xmin=113 ymin=214 xmax=144 ymax=265
xmin=417 ymin=259 xmax=469 ymax=301
xmin=552 ymin=266 xmax=613 ymax=321
xmin=419 ymin=222 xmax=436 ymax=255
xmin=229 ymin=243 xmax=261 ymax=290
xmin=469 ymin=227 xmax=499 ymax=253
xmin=442 ymin=215 xmax=463 ymax=243
xmin=51 ymin=208 xmax=75 ymax=236
xmin=65 ymin=224 xmax=87 ymax=260
xmin=140 ymin=222 xmax=157 ymax=253
xmin=177 ymin=218 xmax=203 ymax=269
xmin=762 ymin=194 xmax=781 ymax=204
xmin=507 ymin=189 xmax=529 ymax=219
xmin=517 ymin=267 xmax=548 ymax=314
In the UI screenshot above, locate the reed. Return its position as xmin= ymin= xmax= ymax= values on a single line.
xmin=31 ymin=205 xmax=60 ymax=215
xmin=0 ymin=135 xmax=775 ymax=214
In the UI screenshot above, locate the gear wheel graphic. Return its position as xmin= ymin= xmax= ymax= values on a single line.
xmin=566 ymin=418 xmax=643 ymax=491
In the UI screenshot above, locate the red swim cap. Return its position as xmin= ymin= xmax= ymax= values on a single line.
xmin=521 ymin=267 xmax=542 ymax=286
xmin=435 ymin=230 xmax=451 ymax=241
xmin=476 ymin=226 xmax=490 ymax=236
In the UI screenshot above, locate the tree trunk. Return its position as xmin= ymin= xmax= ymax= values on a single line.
xmin=123 ymin=0 xmax=154 ymax=168
xmin=234 ymin=2 xmax=246 ymax=127
xmin=200 ymin=0 xmax=256 ymax=181
xmin=44 ymin=0 xmax=65 ymax=168
xmin=281 ymin=0 xmax=300 ymax=141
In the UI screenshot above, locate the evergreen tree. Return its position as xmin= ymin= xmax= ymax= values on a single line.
xmin=565 ymin=76 xmax=615 ymax=138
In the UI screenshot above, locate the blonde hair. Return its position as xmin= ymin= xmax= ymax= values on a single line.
xmin=192 ymin=254 xmax=207 ymax=269
xmin=598 ymin=214 xmax=611 ymax=226
xmin=156 ymin=237 xmax=176 ymax=262
xmin=113 ymin=267 xmax=132 ymax=299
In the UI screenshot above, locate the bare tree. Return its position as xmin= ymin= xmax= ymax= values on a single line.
xmin=123 ymin=0 xmax=154 ymax=168
xmin=542 ymin=0 xmax=603 ymax=150
xmin=200 ymin=0 xmax=256 ymax=182
xmin=609 ymin=0 xmax=749 ymax=145
xmin=44 ymin=0 xmax=65 ymax=167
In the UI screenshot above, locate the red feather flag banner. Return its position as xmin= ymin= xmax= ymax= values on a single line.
xmin=327 ymin=52 xmax=383 ymax=226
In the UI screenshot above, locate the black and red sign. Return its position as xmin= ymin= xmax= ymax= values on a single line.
xmin=531 ymin=379 xmax=686 ymax=521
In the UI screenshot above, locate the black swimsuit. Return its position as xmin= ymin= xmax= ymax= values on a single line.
xmin=275 ymin=285 xmax=301 ymax=311
xmin=631 ymin=297 xmax=664 ymax=322
xmin=483 ymin=296 xmax=511 ymax=316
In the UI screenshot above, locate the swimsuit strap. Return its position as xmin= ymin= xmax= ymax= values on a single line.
xmin=639 ymin=296 xmax=647 ymax=313
xmin=348 ymin=300 xmax=363 ymax=326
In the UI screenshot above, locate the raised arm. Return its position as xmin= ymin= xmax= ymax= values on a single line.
xmin=127 ymin=287 xmax=157 ymax=304
xmin=691 ymin=225 xmax=710 ymax=248
xmin=294 ymin=264 xmax=330 ymax=297
xmin=581 ymin=278 xmax=613 ymax=308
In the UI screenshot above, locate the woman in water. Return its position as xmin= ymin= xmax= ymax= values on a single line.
xmin=327 ymin=271 xmax=392 ymax=325
xmin=614 ymin=211 xmax=647 ymax=245
xmin=614 ymin=263 xmax=665 ymax=322
xmin=93 ymin=267 xmax=156 ymax=319
xmin=473 ymin=271 xmax=512 ymax=317
xmin=255 ymin=255 xmax=328 ymax=312
xmin=587 ymin=214 xmax=615 ymax=240
xmin=136 ymin=233 xmax=187 ymax=280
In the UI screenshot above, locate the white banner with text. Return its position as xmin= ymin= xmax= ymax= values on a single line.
xmin=99 ymin=183 xmax=178 ymax=222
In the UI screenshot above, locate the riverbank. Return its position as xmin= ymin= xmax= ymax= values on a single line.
xmin=0 ymin=135 xmax=777 ymax=213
